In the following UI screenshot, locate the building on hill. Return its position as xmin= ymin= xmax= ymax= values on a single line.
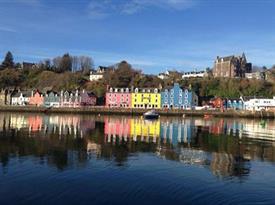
xmin=161 ymin=83 xmax=198 ymax=109
xmin=105 ymin=87 xmax=131 ymax=108
xmin=182 ymin=70 xmax=208 ymax=79
xmin=21 ymin=62 xmax=39 ymax=70
xmin=213 ymin=53 xmax=252 ymax=78
xmin=132 ymin=88 xmax=161 ymax=109
xmin=245 ymin=71 xmax=265 ymax=80
xmin=158 ymin=71 xmax=170 ymax=80
xmin=89 ymin=66 xmax=110 ymax=81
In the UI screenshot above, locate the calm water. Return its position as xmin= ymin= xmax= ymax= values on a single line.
xmin=0 ymin=113 xmax=275 ymax=205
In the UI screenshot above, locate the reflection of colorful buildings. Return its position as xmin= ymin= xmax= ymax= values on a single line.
xmin=160 ymin=119 xmax=194 ymax=144
xmin=28 ymin=116 xmax=43 ymax=131
xmin=130 ymin=119 xmax=160 ymax=138
xmin=104 ymin=117 xmax=131 ymax=137
xmin=104 ymin=117 xmax=160 ymax=142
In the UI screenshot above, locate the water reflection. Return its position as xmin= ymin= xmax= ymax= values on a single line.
xmin=0 ymin=113 xmax=275 ymax=179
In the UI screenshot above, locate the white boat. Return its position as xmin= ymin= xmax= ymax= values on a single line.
xmin=143 ymin=110 xmax=159 ymax=119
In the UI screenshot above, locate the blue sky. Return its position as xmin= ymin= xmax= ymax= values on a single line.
xmin=0 ymin=0 xmax=275 ymax=74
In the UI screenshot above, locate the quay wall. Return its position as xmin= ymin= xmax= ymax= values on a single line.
xmin=0 ymin=106 xmax=274 ymax=119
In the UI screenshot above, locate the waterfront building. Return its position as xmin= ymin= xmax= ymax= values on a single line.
xmin=161 ymin=83 xmax=198 ymax=109
xmin=209 ymin=97 xmax=224 ymax=108
xmin=11 ymin=91 xmax=32 ymax=106
xmin=60 ymin=90 xmax=80 ymax=107
xmin=44 ymin=91 xmax=60 ymax=107
xmin=80 ymin=90 xmax=97 ymax=106
xmin=29 ymin=90 xmax=44 ymax=106
xmin=226 ymin=98 xmax=244 ymax=110
xmin=241 ymin=96 xmax=275 ymax=111
xmin=213 ymin=53 xmax=252 ymax=78
xmin=105 ymin=87 xmax=131 ymax=108
xmin=132 ymin=88 xmax=161 ymax=109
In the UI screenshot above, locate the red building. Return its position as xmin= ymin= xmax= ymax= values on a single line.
xmin=210 ymin=97 xmax=224 ymax=108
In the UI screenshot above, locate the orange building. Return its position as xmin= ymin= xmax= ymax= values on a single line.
xmin=29 ymin=91 xmax=44 ymax=106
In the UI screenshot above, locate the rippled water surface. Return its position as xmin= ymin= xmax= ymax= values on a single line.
xmin=0 ymin=113 xmax=275 ymax=205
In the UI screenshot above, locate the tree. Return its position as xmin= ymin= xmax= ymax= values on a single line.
xmin=72 ymin=56 xmax=80 ymax=72
xmin=52 ymin=56 xmax=62 ymax=72
xmin=59 ymin=53 xmax=72 ymax=73
xmin=107 ymin=61 xmax=140 ymax=87
xmin=1 ymin=51 xmax=15 ymax=69
xmin=79 ymin=56 xmax=93 ymax=74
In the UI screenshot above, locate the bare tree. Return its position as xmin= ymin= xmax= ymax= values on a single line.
xmin=72 ymin=56 xmax=80 ymax=72
xmin=79 ymin=56 xmax=93 ymax=74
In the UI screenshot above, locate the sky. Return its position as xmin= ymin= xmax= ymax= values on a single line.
xmin=0 ymin=0 xmax=275 ymax=74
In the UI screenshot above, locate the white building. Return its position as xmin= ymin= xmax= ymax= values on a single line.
xmin=158 ymin=71 xmax=170 ymax=80
xmin=245 ymin=71 xmax=265 ymax=80
xmin=89 ymin=72 xmax=103 ymax=81
xmin=242 ymin=96 xmax=275 ymax=111
xmin=11 ymin=91 xmax=32 ymax=106
xmin=89 ymin=66 xmax=109 ymax=81
xmin=182 ymin=70 xmax=207 ymax=79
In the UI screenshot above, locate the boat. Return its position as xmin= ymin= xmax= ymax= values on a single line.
xmin=143 ymin=110 xmax=159 ymax=120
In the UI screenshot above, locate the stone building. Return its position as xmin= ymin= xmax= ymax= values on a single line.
xmin=213 ymin=53 xmax=252 ymax=78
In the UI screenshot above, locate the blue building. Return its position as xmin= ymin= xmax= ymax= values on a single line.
xmin=161 ymin=83 xmax=198 ymax=109
xmin=226 ymin=98 xmax=244 ymax=110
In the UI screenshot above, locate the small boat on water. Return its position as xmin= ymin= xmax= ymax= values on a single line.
xmin=143 ymin=110 xmax=159 ymax=120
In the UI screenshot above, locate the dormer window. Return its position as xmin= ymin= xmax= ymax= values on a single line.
xmin=154 ymin=89 xmax=158 ymax=93
xmin=135 ymin=88 xmax=138 ymax=93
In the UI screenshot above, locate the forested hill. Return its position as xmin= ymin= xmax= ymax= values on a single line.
xmin=0 ymin=51 xmax=274 ymax=98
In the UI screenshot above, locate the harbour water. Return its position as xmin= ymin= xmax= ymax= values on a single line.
xmin=0 ymin=113 xmax=275 ymax=205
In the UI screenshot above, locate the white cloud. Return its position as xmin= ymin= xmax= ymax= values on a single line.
xmin=0 ymin=26 xmax=17 ymax=33
xmin=88 ymin=0 xmax=112 ymax=19
xmin=14 ymin=0 xmax=42 ymax=7
xmin=87 ymin=0 xmax=197 ymax=18
xmin=121 ymin=0 xmax=196 ymax=14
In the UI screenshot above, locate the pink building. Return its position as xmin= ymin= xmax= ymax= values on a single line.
xmin=105 ymin=87 xmax=131 ymax=108
xmin=29 ymin=91 xmax=44 ymax=106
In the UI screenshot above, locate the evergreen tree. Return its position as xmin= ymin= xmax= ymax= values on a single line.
xmin=1 ymin=51 xmax=14 ymax=69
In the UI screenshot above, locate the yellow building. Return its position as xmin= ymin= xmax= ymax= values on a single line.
xmin=130 ymin=118 xmax=160 ymax=138
xmin=131 ymin=88 xmax=161 ymax=109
